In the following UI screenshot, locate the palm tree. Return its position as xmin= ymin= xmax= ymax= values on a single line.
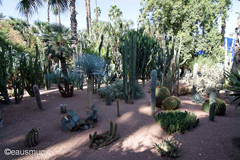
xmin=16 ymin=0 xmax=43 ymax=24
xmin=70 ymin=0 xmax=77 ymax=54
xmin=76 ymin=54 xmax=105 ymax=108
xmin=52 ymin=6 xmax=58 ymax=23
xmin=41 ymin=24 xmax=73 ymax=96
xmin=0 ymin=13 xmax=6 ymax=19
xmin=0 ymin=0 xmax=2 ymax=5
xmin=95 ymin=0 xmax=98 ymax=22
xmin=85 ymin=0 xmax=91 ymax=36
xmin=45 ymin=0 xmax=69 ymax=25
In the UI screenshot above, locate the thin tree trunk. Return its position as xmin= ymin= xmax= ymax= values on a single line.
xmin=221 ymin=17 xmax=226 ymax=45
xmin=25 ymin=11 xmax=29 ymax=24
xmin=57 ymin=1 xmax=61 ymax=25
xmin=47 ymin=2 xmax=50 ymax=23
xmin=87 ymin=76 xmax=93 ymax=108
xmin=55 ymin=15 xmax=57 ymax=23
xmin=60 ymin=57 xmax=69 ymax=95
xmin=85 ymin=0 xmax=89 ymax=34
xmin=87 ymin=0 xmax=91 ymax=36
xmin=70 ymin=0 xmax=78 ymax=54
xmin=95 ymin=0 xmax=98 ymax=22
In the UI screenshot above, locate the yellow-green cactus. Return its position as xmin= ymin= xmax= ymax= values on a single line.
xmin=172 ymin=96 xmax=181 ymax=109
xmin=162 ymin=97 xmax=177 ymax=110
xmin=156 ymin=86 xmax=171 ymax=108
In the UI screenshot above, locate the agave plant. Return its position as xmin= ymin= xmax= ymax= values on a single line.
xmin=76 ymin=54 xmax=105 ymax=108
xmin=225 ymin=69 xmax=240 ymax=110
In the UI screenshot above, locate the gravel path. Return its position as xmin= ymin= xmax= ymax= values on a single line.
xmin=0 ymin=81 xmax=240 ymax=160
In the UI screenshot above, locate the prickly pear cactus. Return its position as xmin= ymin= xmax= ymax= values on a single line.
xmin=33 ymin=85 xmax=44 ymax=110
xmin=162 ymin=97 xmax=178 ymax=110
xmin=25 ymin=128 xmax=39 ymax=148
xmin=89 ymin=121 xmax=120 ymax=149
xmin=156 ymin=86 xmax=171 ymax=108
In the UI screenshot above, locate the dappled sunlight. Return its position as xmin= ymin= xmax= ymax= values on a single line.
xmin=110 ymin=123 xmax=166 ymax=153
xmin=116 ymin=112 xmax=134 ymax=124
xmin=138 ymin=104 xmax=152 ymax=116
xmin=5 ymin=135 xmax=24 ymax=146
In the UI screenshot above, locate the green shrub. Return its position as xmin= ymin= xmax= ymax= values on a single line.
xmin=154 ymin=111 xmax=199 ymax=134
xmin=202 ymin=98 xmax=226 ymax=115
xmin=162 ymin=97 xmax=178 ymax=110
xmin=98 ymin=78 xmax=144 ymax=101
xmin=154 ymin=138 xmax=181 ymax=158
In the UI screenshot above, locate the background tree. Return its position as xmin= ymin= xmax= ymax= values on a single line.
xmin=16 ymin=0 xmax=43 ymax=24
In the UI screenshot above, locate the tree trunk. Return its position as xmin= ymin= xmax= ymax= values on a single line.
xmin=87 ymin=0 xmax=92 ymax=36
xmin=25 ymin=11 xmax=29 ymax=24
xmin=47 ymin=2 xmax=50 ymax=23
xmin=221 ymin=17 xmax=226 ymax=45
xmin=95 ymin=0 xmax=98 ymax=22
xmin=70 ymin=0 xmax=78 ymax=54
xmin=57 ymin=1 xmax=61 ymax=25
xmin=87 ymin=75 xmax=93 ymax=108
xmin=60 ymin=57 xmax=69 ymax=95
xmin=85 ymin=0 xmax=89 ymax=34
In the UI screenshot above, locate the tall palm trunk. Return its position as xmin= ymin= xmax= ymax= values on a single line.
xmin=25 ymin=11 xmax=29 ymax=24
xmin=87 ymin=75 xmax=93 ymax=108
xmin=47 ymin=2 xmax=50 ymax=23
xmin=70 ymin=0 xmax=77 ymax=54
xmin=57 ymin=1 xmax=61 ymax=25
xmin=95 ymin=0 xmax=98 ymax=22
xmin=87 ymin=0 xmax=92 ymax=36
xmin=60 ymin=57 xmax=69 ymax=94
xmin=85 ymin=0 xmax=89 ymax=34
xmin=221 ymin=17 xmax=226 ymax=44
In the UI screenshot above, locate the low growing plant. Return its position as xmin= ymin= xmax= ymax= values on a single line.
xmin=154 ymin=138 xmax=181 ymax=158
xmin=154 ymin=111 xmax=199 ymax=134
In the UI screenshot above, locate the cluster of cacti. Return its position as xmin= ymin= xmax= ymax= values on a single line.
xmin=178 ymin=86 xmax=191 ymax=96
xmin=60 ymin=104 xmax=67 ymax=114
xmin=25 ymin=128 xmax=39 ymax=148
xmin=13 ymin=78 xmax=24 ymax=104
xmin=61 ymin=107 xmax=98 ymax=132
xmin=209 ymin=92 xmax=217 ymax=121
xmin=58 ymin=85 xmax=74 ymax=98
xmin=86 ymin=105 xmax=98 ymax=123
xmin=154 ymin=110 xmax=199 ymax=134
xmin=156 ymin=86 xmax=171 ymax=107
xmin=121 ymin=35 xmax=137 ymax=104
xmin=89 ymin=121 xmax=120 ymax=149
xmin=202 ymin=98 xmax=226 ymax=116
xmin=151 ymin=70 xmax=157 ymax=115
xmin=33 ymin=85 xmax=44 ymax=110
xmin=191 ymin=93 xmax=205 ymax=104
xmin=19 ymin=45 xmax=42 ymax=97
xmin=154 ymin=138 xmax=181 ymax=158
xmin=156 ymin=36 xmax=183 ymax=95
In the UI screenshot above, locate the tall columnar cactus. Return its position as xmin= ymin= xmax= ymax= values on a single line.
xmin=209 ymin=92 xmax=217 ymax=121
xmin=192 ymin=63 xmax=198 ymax=95
xmin=151 ymin=70 xmax=157 ymax=115
xmin=33 ymin=85 xmax=44 ymax=110
xmin=122 ymin=35 xmax=137 ymax=104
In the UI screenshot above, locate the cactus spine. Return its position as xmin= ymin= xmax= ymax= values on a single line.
xmin=151 ymin=70 xmax=157 ymax=115
xmin=33 ymin=85 xmax=44 ymax=110
xmin=209 ymin=92 xmax=217 ymax=121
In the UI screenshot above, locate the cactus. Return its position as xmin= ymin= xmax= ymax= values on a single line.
xmin=172 ymin=96 xmax=181 ymax=109
xmin=117 ymin=99 xmax=120 ymax=117
xmin=121 ymin=35 xmax=137 ymax=104
xmin=60 ymin=104 xmax=67 ymax=114
xmin=13 ymin=77 xmax=24 ymax=104
xmin=86 ymin=105 xmax=98 ymax=122
xmin=191 ymin=93 xmax=205 ymax=104
xmin=33 ymin=85 xmax=44 ymax=110
xmin=156 ymin=86 xmax=171 ymax=108
xmin=25 ymin=128 xmax=39 ymax=148
xmin=106 ymin=89 xmax=111 ymax=106
xmin=151 ymin=70 xmax=157 ymax=115
xmin=202 ymin=99 xmax=226 ymax=115
xmin=89 ymin=121 xmax=120 ymax=149
xmin=209 ymin=92 xmax=217 ymax=121
xmin=162 ymin=97 xmax=178 ymax=110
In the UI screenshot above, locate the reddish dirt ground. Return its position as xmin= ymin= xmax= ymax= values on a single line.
xmin=0 ymin=81 xmax=240 ymax=160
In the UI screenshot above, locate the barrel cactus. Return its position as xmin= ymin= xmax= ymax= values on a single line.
xmin=172 ymin=96 xmax=181 ymax=109
xmin=202 ymin=98 xmax=226 ymax=115
xmin=162 ymin=97 xmax=178 ymax=110
xmin=156 ymin=86 xmax=171 ymax=108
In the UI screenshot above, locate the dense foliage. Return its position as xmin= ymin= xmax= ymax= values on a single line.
xmin=154 ymin=111 xmax=199 ymax=134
